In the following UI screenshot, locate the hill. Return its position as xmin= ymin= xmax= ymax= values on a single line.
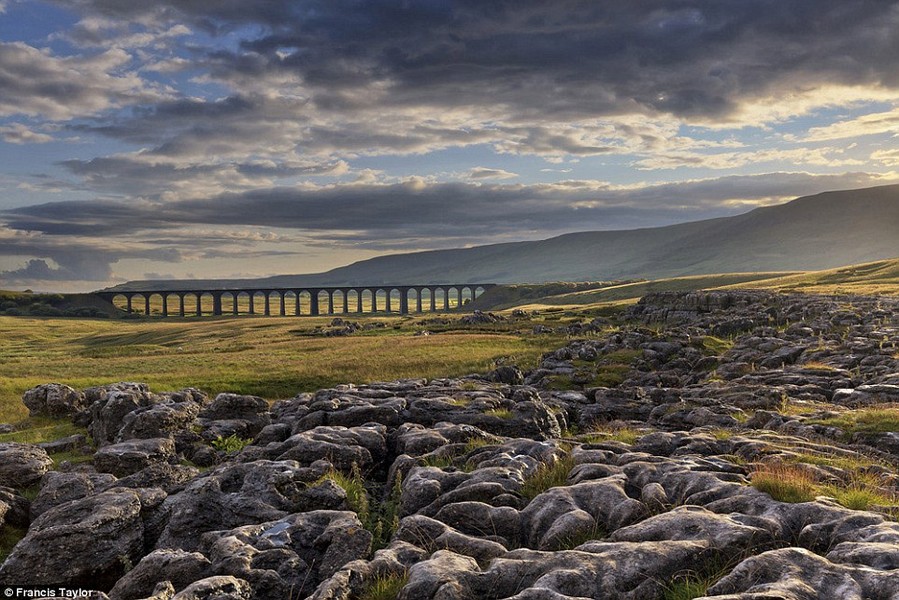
xmin=106 ymin=184 xmax=899 ymax=291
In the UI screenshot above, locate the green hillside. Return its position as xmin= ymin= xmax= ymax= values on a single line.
xmin=107 ymin=184 xmax=899 ymax=292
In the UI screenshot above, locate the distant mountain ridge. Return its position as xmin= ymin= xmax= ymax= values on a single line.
xmin=105 ymin=184 xmax=899 ymax=292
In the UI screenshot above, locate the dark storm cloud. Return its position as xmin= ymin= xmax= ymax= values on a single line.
xmin=53 ymin=1 xmax=899 ymax=121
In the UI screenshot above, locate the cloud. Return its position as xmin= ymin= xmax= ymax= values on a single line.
xmin=0 ymin=258 xmax=106 ymax=282
xmin=0 ymin=41 xmax=167 ymax=120
xmin=0 ymin=123 xmax=53 ymax=144
xmin=55 ymin=1 xmax=899 ymax=124
xmin=6 ymin=171 xmax=896 ymax=243
xmin=802 ymin=108 xmax=899 ymax=142
xmin=467 ymin=167 xmax=518 ymax=180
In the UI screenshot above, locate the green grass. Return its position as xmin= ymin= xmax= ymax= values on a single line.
xmin=784 ymin=450 xmax=881 ymax=472
xmin=0 ymin=314 xmax=563 ymax=421
xmin=210 ymin=434 xmax=253 ymax=453
xmin=0 ymin=525 xmax=28 ymax=563
xmin=806 ymin=408 xmax=899 ymax=434
xmin=313 ymin=467 xmax=403 ymax=553
xmin=580 ymin=425 xmax=643 ymax=445
xmin=358 ymin=572 xmax=409 ymax=600
xmin=722 ymin=258 xmax=899 ymax=296
xmin=662 ymin=554 xmax=735 ymax=600
xmin=315 ymin=466 xmax=370 ymax=520
xmin=484 ymin=407 xmax=513 ymax=419
xmin=700 ymin=336 xmax=734 ymax=356
xmin=49 ymin=450 xmax=94 ymax=469
xmin=821 ymin=474 xmax=899 ymax=511
xmin=553 ymin=522 xmax=606 ymax=550
xmin=507 ymin=273 xmax=793 ymax=308
xmin=0 ymin=417 xmax=85 ymax=445
xmin=520 ymin=453 xmax=576 ymax=501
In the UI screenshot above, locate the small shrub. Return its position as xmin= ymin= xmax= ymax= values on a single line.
xmin=750 ymin=462 xmax=818 ymax=503
xmin=210 ymin=434 xmax=253 ymax=453
xmin=368 ymin=473 xmax=404 ymax=552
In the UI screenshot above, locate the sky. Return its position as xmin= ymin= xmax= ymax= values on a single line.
xmin=1 ymin=1 xmax=899 ymax=292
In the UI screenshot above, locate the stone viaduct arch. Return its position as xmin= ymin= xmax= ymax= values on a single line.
xmin=99 ymin=284 xmax=495 ymax=318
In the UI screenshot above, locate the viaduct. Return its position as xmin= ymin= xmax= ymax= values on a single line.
xmin=95 ymin=284 xmax=496 ymax=317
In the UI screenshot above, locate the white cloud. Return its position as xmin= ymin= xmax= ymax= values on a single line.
xmin=0 ymin=123 xmax=53 ymax=144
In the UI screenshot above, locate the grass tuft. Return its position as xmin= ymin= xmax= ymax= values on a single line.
xmin=358 ymin=572 xmax=409 ymax=600
xmin=520 ymin=453 xmax=576 ymax=501
xmin=484 ymin=407 xmax=513 ymax=420
xmin=210 ymin=433 xmax=253 ymax=453
xmin=750 ymin=462 xmax=818 ymax=503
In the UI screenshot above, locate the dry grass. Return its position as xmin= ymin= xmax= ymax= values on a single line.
xmin=0 ymin=315 xmax=561 ymax=423
xmin=751 ymin=460 xmax=899 ymax=511
xmin=750 ymin=462 xmax=818 ymax=503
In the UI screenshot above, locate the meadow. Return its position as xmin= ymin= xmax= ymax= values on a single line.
xmin=0 ymin=311 xmax=567 ymax=423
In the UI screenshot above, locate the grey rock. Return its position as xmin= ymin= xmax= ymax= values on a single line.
xmin=0 ymin=487 xmax=30 ymax=529
xmin=31 ymin=471 xmax=118 ymax=519
xmin=0 ymin=487 xmax=167 ymax=590
xmin=708 ymin=547 xmax=899 ymax=599
xmin=170 ymin=577 xmax=251 ymax=600
xmin=197 ymin=393 xmax=270 ymax=438
xmin=156 ymin=460 xmax=340 ymax=552
xmin=109 ymin=549 xmax=212 ymax=600
xmin=118 ymin=402 xmax=201 ymax=442
xmin=23 ymin=383 xmax=86 ymax=417
xmin=89 ymin=384 xmax=161 ymax=445
xmin=0 ymin=442 xmax=53 ymax=489
xmin=199 ymin=511 xmax=371 ymax=599
xmin=94 ymin=438 xmax=177 ymax=477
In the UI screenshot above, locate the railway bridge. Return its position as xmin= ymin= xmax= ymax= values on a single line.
xmin=95 ymin=284 xmax=496 ymax=317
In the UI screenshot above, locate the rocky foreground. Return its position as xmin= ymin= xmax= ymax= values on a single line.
xmin=1 ymin=291 xmax=898 ymax=599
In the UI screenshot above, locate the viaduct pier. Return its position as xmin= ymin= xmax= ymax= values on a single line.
xmin=95 ymin=284 xmax=495 ymax=317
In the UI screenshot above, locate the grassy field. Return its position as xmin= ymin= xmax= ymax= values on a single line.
xmin=474 ymin=259 xmax=899 ymax=312
xmin=717 ymin=259 xmax=899 ymax=296
xmin=0 ymin=312 xmax=567 ymax=423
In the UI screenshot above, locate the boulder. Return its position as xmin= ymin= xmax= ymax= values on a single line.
xmin=156 ymin=460 xmax=342 ymax=552
xmin=31 ymin=471 xmax=118 ymax=519
xmin=170 ymin=577 xmax=251 ymax=600
xmin=94 ymin=438 xmax=177 ymax=477
xmin=118 ymin=402 xmax=201 ymax=442
xmin=109 ymin=549 xmax=212 ymax=600
xmin=88 ymin=384 xmax=161 ymax=445
xmin=198 ymin=511 xmax=372 ymax=599
xmin=0 ymin=442 xmax=53 ymax=489
xmin=197 ymin=394 xmax=270 ymax=438
xmin=22 ymin=383 xmax=86 ymax=417
xmin=708 ymin=547 xmax=899 ymax=599
xmin=0 ymin=487 xmax=168 ymax=590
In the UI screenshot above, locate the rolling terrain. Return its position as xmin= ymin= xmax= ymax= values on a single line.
xmin=107 ymin=184 xmax=899 ymax=291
